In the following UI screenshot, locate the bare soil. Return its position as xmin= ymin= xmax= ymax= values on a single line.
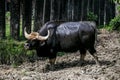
xmin=0 ymin=29 xmax=120 ymax=80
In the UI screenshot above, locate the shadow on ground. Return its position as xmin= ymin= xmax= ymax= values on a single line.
xmin=45 ymin=59 xmax=115 ymax=72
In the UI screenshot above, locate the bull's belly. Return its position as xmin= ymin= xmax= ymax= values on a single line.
xmin=57 ymin=34 xmax=81 ymax=52
xmin=59 ymin=41 xmax=80 ymax=52
xmin=60 ymin=47 xmax=79 ymax=52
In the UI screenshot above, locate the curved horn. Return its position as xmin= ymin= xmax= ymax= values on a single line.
xmin=37 ymin=30 xmax=50 ymax=40
xmin=24 ymin=27 xmax=30 ymax=39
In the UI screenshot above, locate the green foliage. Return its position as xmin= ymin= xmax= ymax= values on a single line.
xmin=117 ymin=5 xmax=120 ymax=14
xmin=57 ymin=52 xmax=65 ymax=56
xmin=117 ymin=5 xmax=120 ymax=10
xmin=0 ymin=39 xmax=66 ymax=65
xmin=111 ymin=0 xmax=120 ymax=3
xmin=6 ymin=12 xmax=10 ymax=21
xmin=0 ymin=40 xmax=37 ymax=65
xmin=6 ymin=12 xmax=10 ymax=37
xmin=87 ymin=11 xmax=98 ymax=21
xmin=109 ymin=15 xmax=120 ymax=30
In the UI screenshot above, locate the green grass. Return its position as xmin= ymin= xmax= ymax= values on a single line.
xmin=2 ymin=12 xmax=37 ymax=65
xmin=0 ymin=39 xmax=37 ymax=65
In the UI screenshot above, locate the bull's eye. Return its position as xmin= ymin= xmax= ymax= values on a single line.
xmin=40 ymin=41 xmax=45 ymax=46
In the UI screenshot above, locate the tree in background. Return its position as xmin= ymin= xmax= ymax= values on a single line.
xmin=0 ymin=0 xmax=5 ymax=39
xmin=0 ymin=0 xmax=117 ymax=40
xmin=10 ymin=0 xmax=20 ymax=40
xmin=43 ymin=0 xmax=50 ymax=24
xmin=109 ymin=0 xmax=120 ymax=30
xmin=34 ymin=0 xmax=44 ymax=31
xmin=22 ymin=0 xmax=32 ymax=35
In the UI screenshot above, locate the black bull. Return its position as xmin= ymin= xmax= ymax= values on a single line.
xmin=24 ymin=21 xmax=100 ymax=66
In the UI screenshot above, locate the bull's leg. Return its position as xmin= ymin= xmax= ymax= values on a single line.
xmin=47 ymin=57 xmax=56 ymax=71
xmin=79 ymin=48 xmax=86 ymax=66
xmin=88 ymin=48 xmax=100 ymax=66
xmin=44 ymin=57 xmax=56 ymax=72
xmin=46 ymin=51 xmax=57 ymax=70
xmin=49 ymin=58 xmax=56 ymax=65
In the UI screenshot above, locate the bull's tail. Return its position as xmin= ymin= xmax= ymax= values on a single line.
xmin=89 ymin=22 xmax=98 ymax=47
xmin=94 ymin=24 xmax=98 ymax=47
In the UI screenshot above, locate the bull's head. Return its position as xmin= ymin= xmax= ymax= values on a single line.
xmin=24 ymin=27 xmax=50 ymax=50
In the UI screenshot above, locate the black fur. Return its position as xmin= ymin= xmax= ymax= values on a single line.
xmin=25 ymin=21 xmax=97 ymax=60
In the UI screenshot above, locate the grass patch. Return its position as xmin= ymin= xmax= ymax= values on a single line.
xmin=0 ymin=39 xmax=37 ymax=65
xmin=57 ymin=52 xmax=65 ymax=56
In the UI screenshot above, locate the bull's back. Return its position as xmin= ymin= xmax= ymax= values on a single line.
xmin=56 ymin=22 xmax=96 ymax=52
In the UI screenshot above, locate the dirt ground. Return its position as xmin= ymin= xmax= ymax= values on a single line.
xmin=0 ymin=29 xmax=120 ymax=80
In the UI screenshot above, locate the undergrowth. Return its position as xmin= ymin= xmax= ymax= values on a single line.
xmin=0 ymin=39 xmax=37 ymax=66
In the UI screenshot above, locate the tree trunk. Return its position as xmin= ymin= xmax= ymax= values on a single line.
xmin=10 ymin=0 xmax=20 ymax=40
xmin=57 ymin=0 xmax=61 ymax=20
xmin=60 ymin=0 xmax=67 ymax=20
xmin=99 ymin=0 xmax=105 ymax=25
xmin=82 ymin=0 xmax=88 ymax=20
xmin=34 ymin=0 xmax=44 ymax=31
xmin=50 ymin=0 xmax=55 ymax=20
xmin=43 ymin=0 xmax=50 ymax=24
xmin=115 ymin=3 xmax=120 ymax=16
xmin=67 ymin=0 xmax=73 ymax=21
xmin=104 ymin=0 xmax=107 ymax=25
xmin=94 ymin=0 xmax=100 ymax=25
xmin=71 ymin=0 xmax=74 ymax=21
xmin=0 ymin=0 xmax=5 ymax=39
xmin=22 ymin=0 xmax=32 ymax=35
xmin=88 ymin=0 xmax=94 ymax=12
xmin=76 ymin=0 xmax=82 ymax=21
xmin=81 ymin=0 xmax=84 ymax=20
xmin=111 ymin=1 xmax=115 ymax=18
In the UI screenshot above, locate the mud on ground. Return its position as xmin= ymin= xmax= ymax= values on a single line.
xmin=0 ymin=29 xmax=120 ymax=80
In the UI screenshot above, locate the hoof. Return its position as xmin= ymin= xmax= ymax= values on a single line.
xmin=79 ymin=60 xmax=85 ymax=66
xmin=45 ymin=64 xmax=55 ymax=71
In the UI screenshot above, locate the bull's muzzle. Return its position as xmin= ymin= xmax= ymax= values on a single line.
xmin=24 ymin=43 xmax=30 ymax=50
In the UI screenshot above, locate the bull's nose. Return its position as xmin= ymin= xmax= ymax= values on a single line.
xmin=24 ymin=43 xmax=30 ymax=49
xmin=24 ymin=43 xmax=29 ymax=46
